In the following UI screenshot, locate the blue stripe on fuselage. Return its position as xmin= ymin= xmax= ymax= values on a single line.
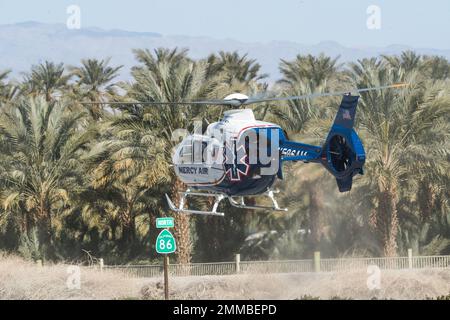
xmin=279 ymin=140 xmax=321 ymax=162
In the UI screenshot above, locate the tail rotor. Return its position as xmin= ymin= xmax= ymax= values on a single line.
xmin=320 ymin=95 xmax=365 ymax=192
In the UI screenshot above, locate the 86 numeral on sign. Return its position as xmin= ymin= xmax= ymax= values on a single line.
xmin=159 ymin=239 xmax=173 ymax=250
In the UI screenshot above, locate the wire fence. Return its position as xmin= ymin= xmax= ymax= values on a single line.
xmin=240 ymin=259 xmax=313 ymax=274
xmin=101 ymin=254 xmax=450 ymax=278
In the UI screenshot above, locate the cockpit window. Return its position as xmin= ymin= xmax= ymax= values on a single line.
xmin=179 ymin=144 xmax=193 ymax=164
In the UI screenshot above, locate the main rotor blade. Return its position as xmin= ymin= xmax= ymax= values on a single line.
xmin=242 ymin=83 xmax=409 ymax=105
xmin=80 ymin=83 xmax=408 ymax=107
xmin=81 ymin=99 xmax=239 ymax=106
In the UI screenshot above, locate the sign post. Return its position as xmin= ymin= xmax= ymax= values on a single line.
xmin=156 ymin=218 xmax=176 ymax=300
xmin=163 ymin=255 xmax=169 ymax=300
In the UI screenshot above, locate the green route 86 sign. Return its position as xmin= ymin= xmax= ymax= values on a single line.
xmin=156 ymin=229 xmax=176 ymax=254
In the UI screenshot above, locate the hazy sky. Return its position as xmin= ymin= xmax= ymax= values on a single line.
xmin=0 ymin=0 xmax=449 ymax=49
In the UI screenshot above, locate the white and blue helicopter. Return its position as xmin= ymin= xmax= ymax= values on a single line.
xmin=93 ymin=84 xmax=406 ymax=216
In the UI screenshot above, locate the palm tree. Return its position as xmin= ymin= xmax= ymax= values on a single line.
xmin=382 ymin=50 xmax=422 ymax=74
xmin=0 ymin=70 xmax=10 ymax=97
xmin=84 ymin=113 xmax=170 ymax=255
xmin=118 ymin=47 xmax=213 ymax=263
xmin=278 ymin=53 xmax=342 ymax=89
xmin=395 ymin=80 xmax=450 ymax=255
xmin=421 ymin=55 xmax=450 ymax=80
xmin=0 ymin=70 xmax=19 ymax=104
xmin=205 ymin=51 xmax=268 ymax=85
xmin=70 ymin=58 xmax=123 ymax=120
xmin=0 ymin=96 xmax=94 ymax=259
xmin=23 ymin=61 xmax=71 ymax=101
xmin=348 ymin=58 xmax=450 ymax=256
xmin=263 ymin=54 xmax=343 ymax=252
xmin=268 ymin=53 xmax=343 ymax=132
xmin=348 ymin=57 xmax=406 ymax=256
xmin=192 ymin=52 xmax=273 ymax=262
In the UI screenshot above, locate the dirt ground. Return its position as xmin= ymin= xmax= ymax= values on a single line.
xmin=1 ymin=255 xmax=449 ymax=300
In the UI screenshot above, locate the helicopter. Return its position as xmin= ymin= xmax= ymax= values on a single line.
xmin=85 ymin=83 xmax=407 ymax=216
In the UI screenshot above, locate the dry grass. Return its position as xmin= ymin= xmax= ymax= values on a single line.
xmin=0 ymin=254 xmax=140 ymax=300
xmin=141 ymin=269 xmax=450 ymax=300
xmin=1 ymin=254 xmax=449 ymax=300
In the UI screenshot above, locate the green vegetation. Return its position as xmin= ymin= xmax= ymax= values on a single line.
xmin=0 ymin=50 xmax=448 ymax=264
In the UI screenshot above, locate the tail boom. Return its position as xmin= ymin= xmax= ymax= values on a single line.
xmin=278 ymin=94 xmax=366 ymax=192
xmin=279 ymin=140 xmax=322 ymax=162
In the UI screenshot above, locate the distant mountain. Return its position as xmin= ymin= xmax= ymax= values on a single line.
xmin=1 ymin=21 xmax=450 ymax=82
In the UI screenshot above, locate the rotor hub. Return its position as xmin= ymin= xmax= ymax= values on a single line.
xmin=328 ymin=134 xmax=355 ymax=173
xmin=223 ymin=93 xmax=249 ymax=104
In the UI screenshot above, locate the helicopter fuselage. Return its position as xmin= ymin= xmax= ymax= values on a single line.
xmin=173 ymin=109 xmax=321 ymax=196
xmin=167 ymin=94 xmax=368 ymax=215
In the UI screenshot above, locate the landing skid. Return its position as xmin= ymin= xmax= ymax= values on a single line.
xmin=165 ymin=191 xmax=226 ymax=216
xmin=228 ymin=190 xmax=288 ymax=212
xmin=165 ymin=189 xmax=287 ymax=216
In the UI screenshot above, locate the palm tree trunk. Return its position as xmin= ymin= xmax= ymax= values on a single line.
xmin=172 ymin=179 xmax=192 ymax=264
xmin=37 ymin=198 xmax=54 ymax=259
xmin=122 ymin=220 xmax=136 ymax=244
xmin=418 ymin=181 xmax=433 ymax=221
xmin=121 ymin=208 xmax=136 ymax=245
xmin=377 ymin=187 xmax=399 ymax=257
xmin=308 ymin=183 xmax=324 ymax=251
